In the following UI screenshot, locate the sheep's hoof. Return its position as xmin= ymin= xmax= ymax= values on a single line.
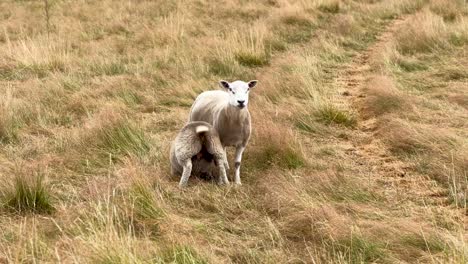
xmin=218 ymin=180 xmax=229 ymax=186
xmin=178 ymin=183 xmax=188 ymax=189
xmin=234 ymin=181 xmax=242 ymax=186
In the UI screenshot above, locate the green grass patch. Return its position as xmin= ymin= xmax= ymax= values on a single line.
xmin=207 ymin=57 xmax=246 ymax=78
xmin=160 ymin=98 xmax=193 ymax=108
xmin=162 ymin=245 xmax=208 ymax=264
xmin=89 ymin=60 xmax=129 ymax=76
xmin=398 ymin=0 xmax=426 ymax=15
xmin=315 ymin=104 xmax=357 ymax=127
xmin=401 ymin=233 xmax=446 ymax=253
xmin=335 ymin=234 xmax=388 ymax=263
xmin=115 ymin=89 xmax=143 ymax=107
xmin=2 ymin=174 xmax=54 ymax=214
xmin=449 ymin=32 xmax=468 ymax=47
xmin=277 ymin=15 xmax=315 ymax=43
xmin=97 ymin=121 xmax=150 ymax=158
xmin=130 ymin=182 xmax=165 ymax=221
xmin=318 ymin=2 xmax=340 ymax=14
xmin=252 ymin=143 xmax=306 ymax=171
xmin=77 ymin=117 xmax=151 ymax=169
xmin=0 ymin=62 xmax=66 ymax=81
xmin=234 ymin=52 xmax=270 ymax=67
xmin=0 ymin=117 xmax=21 ymax=144
xmin=309 ymin=173 xmax=382 ymax=203
xmin=230 ymin=249 xmax=275 ymax=264
xmin=396 ymin=58 xmax=429 ymax=72
xmin=264 ymin=38 xmax=287 ymax=52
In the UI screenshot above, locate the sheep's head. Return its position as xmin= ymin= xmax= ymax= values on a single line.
xmin=219 ymin=80 xmax=258 ymax=109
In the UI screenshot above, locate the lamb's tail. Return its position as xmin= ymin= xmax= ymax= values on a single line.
xmin=195 ymin=125 xmax=209 ymax=134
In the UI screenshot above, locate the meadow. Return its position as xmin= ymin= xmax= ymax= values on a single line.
xmin=0 ymin=0 xmax=467 ymax=263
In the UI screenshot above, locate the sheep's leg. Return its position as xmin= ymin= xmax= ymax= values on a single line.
xmin=178 ymin=159 xmax=192 ymax=188
xmin=234 ymin=146 xmax=245 ymax=185
xmin=216 ymin=160 xmax=229 ymax=185
xmin=223 ymin=146 xmax=232 ymax=181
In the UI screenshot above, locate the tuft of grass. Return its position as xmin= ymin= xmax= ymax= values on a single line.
xmin=378 ymin=119 xmax=430 ymax=156
xmin=397 ymin=0 xmax=427 ymax=15
xmin=319 ymin=173 xmax=382 ymax=203
xmin=429 ymin=0 xmax=464 ymax=22
xmin=235 ymin=51 xmax=270 ymax=67
xmin=277 ymin=15 xmax=315 ymax=43
xmin=254 ymin=144 xmax=305 ymax=171
xmin=0 ymin=89 xmax=32 ymax=143
xmin=250 ymin=122 xmax=306 ymax=171
xmin=73 ymin=110 xmax=152 ymax=169
xmin=115 ymin=89 xmax=143 ymax=107
xmin=207 ymin=57 xmax=245 ymax=78
xmin=96 ymin=119 xmax=150 ymax=159
xmin=395 ymin=11 xmax=448 ymax=54
xmin=335 ymin=234 xmax=387 ymax=263
xmin=89 ymin=60 xmax=129 ymax=76
xmin=315 ymin=104 xmax=357 ymax=127
xmin=130 ymin=181 xmax=165 ymax=221
xmin=401 ymin=233 xmax=446 ymax=253
xmin=3 ymin=173 xmax=54 ymax=214
xmin=264 ymin=37 xmax=287 ymax=52
xmin=318 ymin=1 xmax=340 ymax=14
xmin=396 ymin=57 xmax=429 ymax=72
xmin=295 ymin=116 xmax=329 ymax=135
xmin=162 ymin=245 xmax=208 ymax=264
xmin=360 ymin=76 xmax=408 ymax=117
xmin=230 ymin=249 xmax=276 ymax=264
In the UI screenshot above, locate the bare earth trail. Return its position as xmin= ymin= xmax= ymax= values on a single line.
xmin=337 ymin=16 xmax=453 ymax=210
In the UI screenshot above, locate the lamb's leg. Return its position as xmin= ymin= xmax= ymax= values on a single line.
xmin=216 ymin=159 xmax=229 ymax=185
xmin=178 ymin=159 xmax=192 ymax=188
xmin=234 ymin=145 xmax=245 ymax=185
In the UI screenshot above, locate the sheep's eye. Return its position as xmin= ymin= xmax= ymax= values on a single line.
xmin=229 ymin=88 xmax=235 ymax=94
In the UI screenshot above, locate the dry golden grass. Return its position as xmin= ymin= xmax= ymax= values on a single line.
xmin=359 ymin=75 xmax=409 ymax=118
xmin=0 ymin=0 xmax=466 ymax=263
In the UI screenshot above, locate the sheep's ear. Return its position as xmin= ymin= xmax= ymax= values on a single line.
xmin=248 ymin=80 xmax=258 ymax=89
xmin=219 ymin=80 xmax=230 ymax=90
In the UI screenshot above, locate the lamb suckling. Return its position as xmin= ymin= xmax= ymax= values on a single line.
xmin=170 ymin=121 xmax=229 ymax=188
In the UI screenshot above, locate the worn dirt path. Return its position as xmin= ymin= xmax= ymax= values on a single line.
xmin=336 ymin=16 xmax=451 ymax=208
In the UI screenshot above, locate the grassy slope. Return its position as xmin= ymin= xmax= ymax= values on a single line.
xmin=0 ymin=0 xmax=466 ymax=263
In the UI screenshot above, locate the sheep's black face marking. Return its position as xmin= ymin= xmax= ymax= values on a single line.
xmin=219 ymin=80 xmax=258 ymax=109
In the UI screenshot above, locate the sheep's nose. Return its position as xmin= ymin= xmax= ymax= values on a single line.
xmin=237 ymin=100 xmax=245 ymax=106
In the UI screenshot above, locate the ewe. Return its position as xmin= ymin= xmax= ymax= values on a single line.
xmin=189 ymin=80 xmax=258 ymax=185
xmin=170 ymin=121 xmax=229 ymax=188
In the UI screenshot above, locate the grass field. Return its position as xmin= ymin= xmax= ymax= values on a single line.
xmin=0 ymin=0 xmax=467 ymax=263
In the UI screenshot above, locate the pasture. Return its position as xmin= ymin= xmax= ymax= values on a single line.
xmin=0 ymin=0 xmax=467 ymax=263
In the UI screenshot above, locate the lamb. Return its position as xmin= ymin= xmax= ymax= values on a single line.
xmin=170 ymin=121 xmax=229 ymax=188
xmin=189 ymin=80 xmax=258 ymax=185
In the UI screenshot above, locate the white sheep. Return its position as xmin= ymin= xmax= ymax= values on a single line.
xmin=189 ymin=80 xmax=258 ymax=185
xmin=170 ymin=121 xmax=229 ymax=188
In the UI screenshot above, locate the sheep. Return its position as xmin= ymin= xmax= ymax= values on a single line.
xmin=170 ymin=121 xmax=229 ymax=188
xmin=189 ymin=80 xmax=258 ymax=185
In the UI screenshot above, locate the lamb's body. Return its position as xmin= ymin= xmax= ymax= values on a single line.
xmin=170 ymin=121 xmax=229 ymax=188
xmin=189 ymin=83 xmax=255 ymax=185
